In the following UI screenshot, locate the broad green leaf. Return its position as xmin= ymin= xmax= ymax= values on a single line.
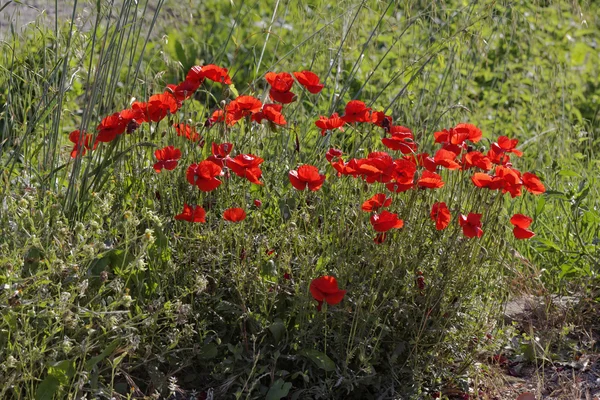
xmin=299 ymin=349 xmax=335 ymax=371
xmin=266 ymin=379 xmax=292 ymax=400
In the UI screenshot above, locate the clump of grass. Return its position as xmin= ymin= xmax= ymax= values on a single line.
xmin=1 ymin=0 xmax=598 ymax=399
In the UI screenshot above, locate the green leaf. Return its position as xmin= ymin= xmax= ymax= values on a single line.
xmin=199 ymin=343 xmax=218 ymax=360
xmin=85 ymin=340 xmax=120 ymax=370
xmin=299 ymin=349 xmax=336 ymax=371
xmin=36 ymin=376 xmax=60 ymax=400
xmin=266 ymin=379 xmax=292 ymax=400
xmin=174 ymin=40 xmax=186 ymax=64
xmin=269 ymin=319 xmax=285 ymax=343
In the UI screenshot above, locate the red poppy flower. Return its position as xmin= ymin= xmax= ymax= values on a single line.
xmin=265 ymin=72 xmax=296 ymax=104
xmin=434 ymin=148 xmax=461 ymax=170
xmin=341 ymin=100 xmax=372 ymax=123
xmin=289 ymin=164 xmax=326 ymax=191
xmin=254 ymin=199 xmax=262 ymax=208
xmin=361 ymin=193 xmax=392 ymax=212
xmin=331 ymin=158 xmax=360 ymax=177
xmin=417 ymin=171 xmax=444 ymax=189
xmin=96 ymin=113 xmax=128 ymax=143
xmin=371 ymin=111 xmax=393 ymax=130
xmin=251 ymin=103 xmax=287 ymax=125
xmin=487 ymin=147 xmax=511 ymax=165
xmin=309 ymin=276 xmax=346 ymax=311
xmin=188 ymin=64 xmax=232 ymax=85
xmin=223 ymin=207 xmax=246 ymax=222
xmin=207 ymin=142 xmax=233 ymax=167
xmin=315 ymin=113 xmax=345 ymax=136
xmin=471 ymin=172 xmax=494 ymax=189
xmin=225 ymin=96 xmax=263 ymax=126
xmin=496 ymin=165 xmax=523 ymax=198
xmin=356 ymin=152 xmax=396 ymax=184
xmin=385 ymin=158 xmax=416 ymax=192
xmin=325 ymin=148 xmax=343 ymax=162
xmin=153 ymin=146 xmax=182 ymax=173
xmin=227 ymin=154 xmax=264 ymax=185
xmin=522 ymin=172 xmax=545 ymax=194
xmin=166 ymin=79 xmax=200 ymax=102
xmin=265 ymin=72 xmax=294 ymax=92
xmin=407 ymin=153 xmax=437 ymax=172
xmin=186 ymin=161 xmax=222 ymax=192
xmin=132 ymin=93 xmax=179 ymax=123
xmin=458 ymin=213 xmax=483 ymax=238
xmin=175 ymin=204 xmax=206 ymax=223
xmin=293 ymin=70 xmax=324 ymax=94
xmin=430 ymin=202 xmax=451 ymax=230
xmin=462 ymin=151 xmax=492 ymax=171
xmin=510 ymin=214 xmax=535 ymax=239
xmin=174 ymin=123 xmax=202 ymax=142
xmin=454 ymin=123 xmax=482 ymax=143
xmin=492 ymin=136 xmax=523 ymax=157
xmin=370 ymin=210 xmax=404 ymax=232
xmin=205 ymin=109 xmax=225 ymax=128
xmin=382 ymin=128 xmax=417 ymax=154
xmin=69 ymin=130 xmax=97 ymax=158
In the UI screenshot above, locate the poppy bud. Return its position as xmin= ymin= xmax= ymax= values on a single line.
xmin=254 ymin=199 xmax=262 ymax=208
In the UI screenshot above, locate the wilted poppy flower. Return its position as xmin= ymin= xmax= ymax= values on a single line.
xmin=430 ymin=202 xmax=451 ymax=230
xmin=265 ymin=72 xmax=296 ymax=104
xmin=186 ymin=161 xmax=222 ymax=192
xmin=251 ymin=103 xmax=287 ymax=125
xmin=417 ymin=171 xmax=444 ymax=189
xmin=225 ymin=96 xmax=263 ymax=126
xmin=69 ymin=130 xmax=97 ymax=158
xmin=289 ymin=165 xmax=326 ymax=191
xmin=315 ymin=113 xmax=345 ymax=136
xmin=293 ymin=70 xmax=324 ymax=93
xmin=207 ymin=142 xmax=233 ymax=167
xmin=522 ymin=172 xmax=545 ymax=194
xmin=510 ymin=214 xmax=535 ymax=239
xmin=341 ymin=100 xmax=371 ymax=123
xmin=362 ymin=193 xmax=392 ymax=212
xmin=223 ymin=207 xmax=246 ymax=222
xmin=370 ymin=210 xmax=403 ymax=232
xmin=174 ymin=123 xmax=202 ymax=142
xmin=153 ymin=146 xmax=182 ymax=173
xmin=459 ymin=213 xmax=483 ymax=238
xmin=309 ymin=276 xmax=346 ymax=311
xmin=96 ymin=112 xmax=128 ymax=143
xmin=175 ymin=204 xmax=206 ymax=223
xmin=227 ymin=154 xmax=264 ymax=185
